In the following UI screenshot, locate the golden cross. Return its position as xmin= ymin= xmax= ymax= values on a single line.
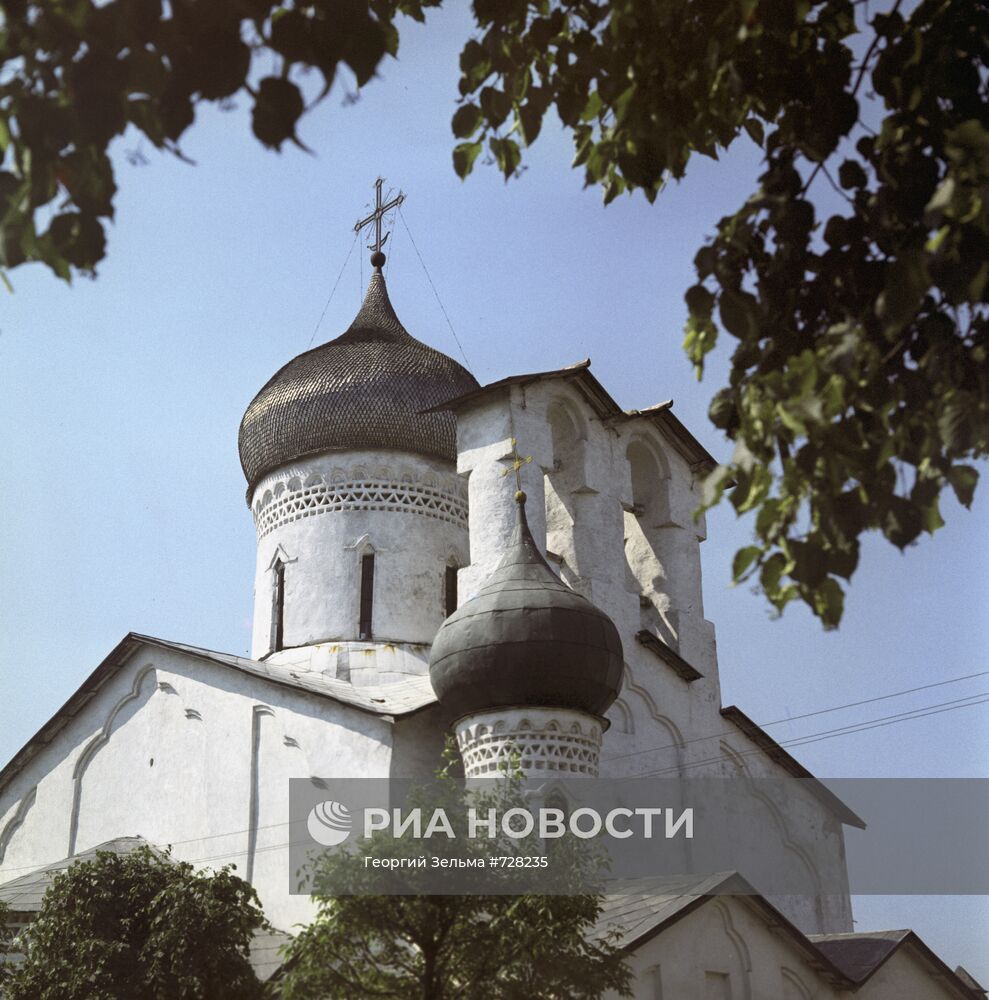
xmin=354 ymin=177 xmax=405 ymax=255
xmin=501 ymin=437 xmax=532 ymax=497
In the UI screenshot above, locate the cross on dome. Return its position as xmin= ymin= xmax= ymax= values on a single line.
xmin=353 ymin=177 xmax=405 ymax=268
xmin=501 ymin=437 xmax=533 ymax=503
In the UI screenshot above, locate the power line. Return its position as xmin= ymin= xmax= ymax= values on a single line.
xmin=398 ymin=205 xmax=473 ymax=374
xmin=161 ymin=695 xmax=989 ymax=867
xmin=3 ymin=689 xmax=985 ymax=876
xmin=603 ymin=669 xmax=989 ymax=766
xmin=631 ymin=693 xmax=989 ymax=780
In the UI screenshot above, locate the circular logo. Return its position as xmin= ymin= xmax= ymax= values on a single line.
xmin=307 ymin=800 xmax=353 ymax=846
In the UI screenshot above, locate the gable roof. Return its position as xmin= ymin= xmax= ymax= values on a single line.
xmin=423 ymin=358 xmax=717 ymax=472
xmin=0 ymin=633 xmax=438 ymax=797
xmin=0 ymin=836 xmax=152 ymax=915
xmin=720 ymin=705 xmax=866 ymax=828
xmin=597 ymin=874 xmax=984 ymax=997
xmin=809 ymin=929 xmax=986 ymax=995
xmin=0 ymin=836 xmax=291 ymax=984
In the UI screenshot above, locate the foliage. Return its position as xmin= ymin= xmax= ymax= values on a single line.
xmin=0 ymin=897 xmax=12 ymax=985
xmin=3 ymin=844 xmax=269 ymax=1000
xmin=280 ymin=748 xmax=632 ymax=999
xmin=453 ymin=0 xmax=988 ymax=626
xmin=1 ymin=0 xmax=985 ymax=625
xmin=0 ymin=0 xmax=439 ymax=283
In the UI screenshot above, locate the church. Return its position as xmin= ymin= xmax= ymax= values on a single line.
xmin=0 ymin=186 xmax=983 ymax=998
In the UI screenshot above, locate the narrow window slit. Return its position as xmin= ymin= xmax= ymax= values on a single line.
xmin=271 ymin=559 xmax=285 ymax=653
xmin=445 ymin=564 xmax=458 ymax=618
xmin=359 ymin=553 xmax=375 ymax=639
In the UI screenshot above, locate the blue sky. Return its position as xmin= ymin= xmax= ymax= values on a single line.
xmin=1 ymin=3 xmax=986 ymax=982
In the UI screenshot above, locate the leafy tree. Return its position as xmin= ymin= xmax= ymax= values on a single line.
xmin=3 ymin=844 xmax=269 ymax=1000
xmin=281 ymin=751 xmax=631 ymax=999
xmin=0 ymin=897 xmax=13 ymax=985
xmin=1 ymin=0 xmax=985 ymax=625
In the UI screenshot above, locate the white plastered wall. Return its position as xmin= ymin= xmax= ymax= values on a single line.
xmin=0 ymin=644 xmax=440 ymax=931
xmin=453 ymin=377 xmax=852 ymax=934
xmin=249 ymin=449 xmax=469 ymax=658
xmin=608 ymin=898 xmax=974 ymax=1000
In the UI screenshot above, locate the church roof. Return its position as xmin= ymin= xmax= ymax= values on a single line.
xmin=423 ymin=357 xmax=717 ymax=472
xmin=429 ymin=494 xmax=623 ymax=721
xmin=237 ymin=268 xmax=479 ymax=493
xmin=0 ymin=633 xmax=437 ymax=798
xmin=596 ymin=874 xmax=985 ymax=997
xmin=720 ymin=706 xmax=866 ymax=828
xmin=0 ymin=835 xmax=291 ymax=984
xmin=0 ymin=836 xmax=153 ymax=915
xmin=808 ymin=929 xmax=986 ymax=994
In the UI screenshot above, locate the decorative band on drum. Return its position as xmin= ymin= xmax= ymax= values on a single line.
xmin=254 ymin=479 xmax=469 ymax=537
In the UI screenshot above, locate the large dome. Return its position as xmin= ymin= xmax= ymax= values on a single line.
xmin=429 ymin=495 xmax=624 ymax=722
xmin=238 ymin=268 xmax=479 ymax=492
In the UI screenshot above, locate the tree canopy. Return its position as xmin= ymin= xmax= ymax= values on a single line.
xmin=0 ymin=0 xmax=985 ymax=625
xmin=281 ymin=754 xmax=631 ymax=999
xmin=2 ymin=845 xmax=268 ymax=1000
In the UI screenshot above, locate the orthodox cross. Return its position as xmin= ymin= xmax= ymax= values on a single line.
xmin=502 ymin=437 xmax=533 ymax=500
xmin=354 ymin=177 xmax=405 ymax=257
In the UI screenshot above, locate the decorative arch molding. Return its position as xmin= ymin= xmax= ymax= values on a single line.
xmin=616 ymin=663 xmax=686 ymax=776
xmin=68 ymin=664 xmax=159 ymax=856
xmin=246 ymin=705 xmax=275 ymax=886
xmin=0 ymin=785 xmax=37 ymax=865
xmin=266 ymin=543 xmax=296 ymax=571
xmin=718 ymin=741 xmax=825 ymax=900
xmin=608 ymin=697 xmax=634 ymax=735
xmin=780 ymin=966 xmax=814 ymax=1000
xmin=711 ymin=899 xmax=754 ymax=1000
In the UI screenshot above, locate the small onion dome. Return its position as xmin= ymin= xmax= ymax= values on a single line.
xmin=238 ymin=267 xmax=479 ymax=492
xmin=429 ymin=494 xmax=623 ymax=722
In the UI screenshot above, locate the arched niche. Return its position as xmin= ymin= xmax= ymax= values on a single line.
xmin=623 ymin=436 xmax=676 ymax=638
xmin=543 ymin=397 xmax=588 ymax=575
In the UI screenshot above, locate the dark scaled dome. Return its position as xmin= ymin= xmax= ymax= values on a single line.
xmin=429 ymin=495 xmax=624 ymax=722
xmin=238 ymin=267 xmax=479 ymax=491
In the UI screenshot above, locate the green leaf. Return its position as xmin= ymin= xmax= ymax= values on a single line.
xmin=743 ymin=118 xmax=764 ymax=146
xmin=837 ymin=159 xmax=866 ymax=189
xmin=452 ymin=103 xmax=482 ymax=139
xmin=718 ymin=289 xmax=760 ymax=340
xmin=517 ymin=99 xmax=544 ymax=146
xmin=480 ymin=87 xmax=512 ymax=128
xmin=452 ymin=141 xmax=483 ymax=179
xmin=732 ymin=545 xmax=761 ymax=582
xmin=813 ymin=577 xmax=844 ymax=628
xmin=490 ymin=137 xmax=521 ymax=178
xmin=251 ymin=77 xmax=304 ymax=150
xmin=948 ymin=465 xmax=979 ymax=508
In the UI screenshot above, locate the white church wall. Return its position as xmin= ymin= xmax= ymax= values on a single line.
xmin=452 ymin=375 xmax=854 ymax=936
xmin=0 ymin=643 xmax=410 ymax=931
xmin=856 ymin=945 xmax=975 ymax=1000
xmin=249 ymin=449 xmax=469 ymax=658
xmin=607 ymin=897 xmax=831 ymax=1000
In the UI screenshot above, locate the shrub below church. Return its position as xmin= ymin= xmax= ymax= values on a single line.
xmin=3 ymin=845 xmax=268 ymax=1000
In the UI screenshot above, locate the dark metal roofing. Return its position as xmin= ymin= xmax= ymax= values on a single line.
xmin=429 ymin=496 xmax=623 ymax=721
xmin=808 ymin=930 xmax=986 ymax=996
xmin=238 ymin=268 xmax=479 ymax=493
xmin=807 ymin=930 xmax=911 ymax=984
